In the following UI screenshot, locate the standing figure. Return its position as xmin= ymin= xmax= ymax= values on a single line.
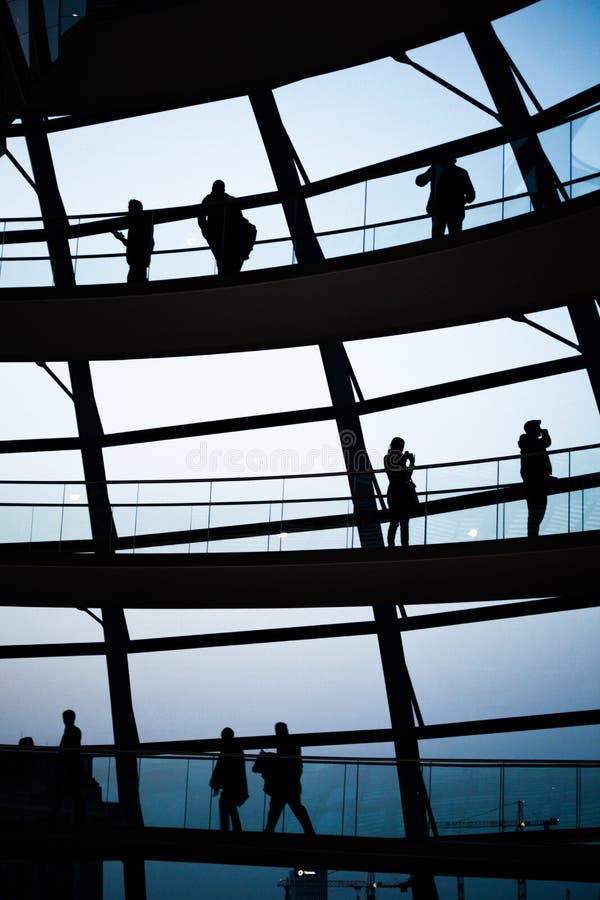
xmin=518 ymin=419 xmax=552 ymax=538
xmin=415 ymin=157 xmax=475 ymax=238
xmin=209 ymin=726 xmax=248 ymax=832
xmin=112 ymin=198 xmax=155 ymax=284
xmin=197 ymin=179 xmax=256 ymax=275
xmin=263 ymin=722 xmax=315 ymax=835
xmin=384 ymin=436 xmax=418 ymax=548
xmin=48 ymin=709 xmax=85 ymax=824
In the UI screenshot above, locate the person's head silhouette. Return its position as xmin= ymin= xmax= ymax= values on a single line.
xmin=212 ymin=179 xmax=226 ymax=196
xmin=274 ymin=722 xmax=288 ymax=737
xmin=523 ymin=419 xmax=542 ymax=435
xmin=18 ymin=736 xmax=34 ymax=748
xmin=221 ymin=726 xmax=234 ymax=740
xmin=62 ymin=709 xmax=76 ymax=726
xmin=128 ymin=198 xmax=143 ymax=213
xmin=389 ymin=436 xmax=405 ymax=452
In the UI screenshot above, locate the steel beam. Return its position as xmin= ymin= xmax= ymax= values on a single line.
xmin=1 ymin=592 xmax=596 ymax=660
xmin=22 ymin=118 xmax=146 ymax=897
xmin=250 ymin=88 xmax=435 ymax=896
xmin=0 ymin=355 xmax=585 ymax=455
xmin=466 ymin=21 xmax=600 ymax=414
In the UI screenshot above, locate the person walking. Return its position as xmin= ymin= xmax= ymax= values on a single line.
xmin=262 ymin=722 xmax=315 ymax=835
xmin=209 ymin=726 xmax=248 ymax=832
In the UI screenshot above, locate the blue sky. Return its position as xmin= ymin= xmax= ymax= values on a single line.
xmin=1 ymin=2 xmax=600 ymax=895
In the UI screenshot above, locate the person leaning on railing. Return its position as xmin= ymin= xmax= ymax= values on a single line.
xmin=112 ymin=198 xmax=155 ymax=284
xmin=518 ymin=419 xmax=553 ymax=538
xmin=197 ymin=179 xmax=257 ymax=275
xmin=415 ymin=156 xmax=475 ymax=238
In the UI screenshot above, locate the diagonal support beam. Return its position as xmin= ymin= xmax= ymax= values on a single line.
xmin=35 ymin=361 xmax=74 ymax=399
xmin=466 ymin=22 xmax=563 ymax=210
xmin=394 ymin=51 xmax=499 ymax=120
xmin=249 ymin=88 xmax=436 ymax=898
xmin=1 ymin=144 xmax=38 ymax=191
xmin=466 ymin=21 xmax=600 ymax=415
xmin=511 ymin=315 xmax=580 ymax=352
xmin=22 ymin=117 xmax=146 ymax=899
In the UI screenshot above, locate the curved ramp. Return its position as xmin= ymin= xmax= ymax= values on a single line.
xmin=0 ymin=194 xmax=598 ymax=362
xmin=0 ymin=531 xmax=597 ymax=608
xmin=16 ymin=2 xmax=533 ymax=121
xmin=1 ymin=823 xmax=598 ymax=881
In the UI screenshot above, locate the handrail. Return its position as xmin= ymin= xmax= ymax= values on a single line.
xmin=0 ymin=442 xmax=597 ymax=486
xmin=1 ymin=87 xmax=598 ymax=244
xmin=1 ymin=171 xmax=598 ymax=264
xmin=0 ymin=745 xmax=596 ymax=767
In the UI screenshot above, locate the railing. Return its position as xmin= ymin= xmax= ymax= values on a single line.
xmin=0 ymin=747 xmax=597 ymax=839
xmin=1 ymin=104 xmax=599 ymax=288
xmin=0 ymin=444 xmax=598 ymax=553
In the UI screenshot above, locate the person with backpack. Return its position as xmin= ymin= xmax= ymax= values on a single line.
xmin=197 ymin=179 xmax=256 ymax=274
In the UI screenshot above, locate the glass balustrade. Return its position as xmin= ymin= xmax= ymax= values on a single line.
xmin=0 ymin=445 xmax=598 ymax=553
xmin=1 ymin=108 xmax=599 ymax=288
xmin=0 ymin=747 xmax=597 ymax=840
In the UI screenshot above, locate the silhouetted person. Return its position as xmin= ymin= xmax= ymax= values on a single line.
xmin=49 ymin=709 xmax=85 ymax=824
xmin=12 ymin=736 xmax=35 ymax=780
xmin=519 ymin=419 xmax=552 ymax=538
xmin=263 ymin=722 xmax=314 ymax=835
xmin=197 ymin=179 xmax=256 ymax=275
xmin=209 ymin=727 xmax=248 ymax=832
xmin=112 ymin=198 xmax=154 ymax=283
xmin=384 ymin=437 xmax=418 ymax=547
xmin=416 ymin=157 xmax=475 ymax=238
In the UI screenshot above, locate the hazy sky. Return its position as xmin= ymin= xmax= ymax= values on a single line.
xmin=1 ymin=2 xmax=599 ymax=896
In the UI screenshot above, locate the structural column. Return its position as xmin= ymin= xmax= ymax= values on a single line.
xmin=250 ymin=90 xmax=436 ymax=898
xmin=24 ymin=117 xmax=146 ymax=899
xmin=466 ymin=20 xmax=600 ymax=414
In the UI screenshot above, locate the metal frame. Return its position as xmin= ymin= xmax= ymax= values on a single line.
xmin=0 ymin=4 xmax=598 ymax=895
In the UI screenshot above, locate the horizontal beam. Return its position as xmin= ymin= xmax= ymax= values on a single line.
xmin=98 ymin=708 xmax=600 ymax=755
xmin=0 ymin=355 xmax=583 ymax=455
xmin=0 ymin=593 xmax=596 ymax=660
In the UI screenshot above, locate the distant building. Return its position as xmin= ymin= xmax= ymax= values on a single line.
xmin=289 ymin=869 xmax=328 ymax=900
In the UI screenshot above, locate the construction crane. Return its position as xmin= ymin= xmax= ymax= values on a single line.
xmin=277 ymin=872 xmax=411 ymax=900
xmin=327 ymin=877 xmax=412 ymax=899
xmin=439 ymin=799 xmax=559 ymax=832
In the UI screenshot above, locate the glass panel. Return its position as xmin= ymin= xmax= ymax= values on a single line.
xmin=139 ymin=756 xmax=188 ymax=827
xmin=539 ymin=123 xmax=571 ymax=185
xmin=355 ymin=760 xmax=403 ymax=838
xmin=503 ymin=765 xmax=574 ymax=831
xmin=429 ymin=763 xmax=502 ymax=836
xmin=580 ymin=765 xmax=600 ymax=828
xmin=571 ymin=110 xmax=600 ymax=187
xmin=0 ymin=750 xmax=598 ymax=836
